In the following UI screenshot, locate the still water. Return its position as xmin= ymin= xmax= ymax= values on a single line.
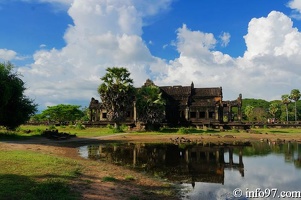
xmin=78 ymin=141 xmax=301 ymax=200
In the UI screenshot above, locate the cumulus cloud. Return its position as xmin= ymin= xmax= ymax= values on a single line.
xmin=156 ymin=11 xmax=301 ymax=100
xmin=0 ymin=49 xmax=17 ymax=61
xmin=235 ymin=11 xmax=301 ymax=99
xmin=19 ymin=0 xmax=173 ymax=109
xmin=16 ymin=0 xmax=301 ymax=110
xmin=155 ymin=24 xmax=234 ymax=89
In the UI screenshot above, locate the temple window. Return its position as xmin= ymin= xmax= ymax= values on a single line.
xmin=200 ymin=112 xmax=206 ymax=118
xmin=102 ymin=113 xmax=107 ymax=119
xmin=190 ymin=112 xmax=197 ymax=118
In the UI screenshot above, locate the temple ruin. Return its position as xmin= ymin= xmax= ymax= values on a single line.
xmin=89 ymin=79 xmax=242 ymax=127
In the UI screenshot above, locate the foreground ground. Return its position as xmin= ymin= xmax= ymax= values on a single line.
xmin=1 ymin=128 xmax=301 ymax=199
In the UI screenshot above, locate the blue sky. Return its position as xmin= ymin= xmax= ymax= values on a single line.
xmin=1 ymin=0 xmax=301 ymax=111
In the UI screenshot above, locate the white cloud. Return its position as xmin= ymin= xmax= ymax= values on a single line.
xmin=288 ymin=0 xmax=301 ymax=19
xmin=16 ymin=0 xmax=301 ymax=110
xmin=19 ymin=0 xmax=173 ymax=109
xmin=156 ymin=11 xmax=301 ymax=101
xmin=219 ymin=32 xmax=231 ymax=47
xmin=155 ymin=24 xmax=234 ymax=89
xmin=288 ymin=0 xmax=301 ymax=13
xmin=0 ymin=49 xmax=17 ymax=61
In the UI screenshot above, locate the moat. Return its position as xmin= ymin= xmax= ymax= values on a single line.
xmin=78 ymin=141 xmax=301 ymax=199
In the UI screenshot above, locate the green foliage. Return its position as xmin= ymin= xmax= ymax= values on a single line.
xmin=107 ymin=123 xmax=128 ymax=133
xmin=242 ymin=99 xmax=271 ymax=122
xmin=136 ymin=81 xmax=166 ymax=128
xmin=290 ymin=89 xmax=301 ymax=102
xmin=269 ymin=102 xmax=279 ymax=118
xmin=242 ymin=98 xmax=270 ymax=111
xmin=290 ymin=89 xmax=301 ymax=121
xmin=102 ymin=176 xmax=117 ymax=182
xmin=281 ymin=94 xmax=291 ymax=121
xmin=98 ymin=67 xmax=135 ymax=127
xmin=177 ymin=127 xmax=190 ymax=134
xmin=75 ymin=123 xmax=85 ymax=130
xmin=0 ymin=62 xmax=37 ymax=130
xmin=48 ymin=125 xmax=57 ymax=130
xmin=124 ymin=175 xmax=135 ymax=181
xmin=39 ymin=104 xmax=84 ymax=123
xmin=244 ymin=105 xmax=254 ymax=121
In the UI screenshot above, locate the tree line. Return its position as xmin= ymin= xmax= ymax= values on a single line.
xmin=2 ymin=61 xmax=301 ymax=130
xmin=243 ymin=89 xmax=301 ymax=122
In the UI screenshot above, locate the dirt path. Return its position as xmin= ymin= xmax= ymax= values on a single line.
xmin=1 ymin=132 xmax=301 ymax=200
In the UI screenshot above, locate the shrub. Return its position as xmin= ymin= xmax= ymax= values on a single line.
xmin=107 ymin=124 xmax=128 ymax=133
xmin=102 ymin=176 xmax=117 ymax=182
xmin=177 ymin=127 xmax=190 ymax=134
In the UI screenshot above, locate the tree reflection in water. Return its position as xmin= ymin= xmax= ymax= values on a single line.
xmin=79 ymin=141 xmax=301 ymax=199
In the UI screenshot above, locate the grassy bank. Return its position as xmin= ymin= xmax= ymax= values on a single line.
xmin=0 ymin=125 xmax=120 ymax=139
xmin=1 ymin=125 xmax=301 ymax=139
xmin=0 ymin=150 xmax=81 ymax=200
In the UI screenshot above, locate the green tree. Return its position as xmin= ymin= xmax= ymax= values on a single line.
xmin=242 ymin=99 xmax=270 ymax=112
xmin=244 ymin=105 xmax=254 ymax=122
xmin=0 ymin=62 xmax=37 ymax=130
xmin=269 ymin=102 xmax=279 ymax=120
xmin=290 ymin=89 xmax=301 ymax=122
xmin=253 ymin=107 xmax=267 ymax=122
xmin=98 ymin=67 xmax=135 ymax=128
xmin=40 ymin=104 xmax=84 ymax=124
xmin=136 ymin=81 xmax=165 ymax=130
xmin=281 ymin=94 xmax=291 ymax=122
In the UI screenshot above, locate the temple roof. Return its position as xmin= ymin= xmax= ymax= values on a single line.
xmin=160 ymin=86 xmax=192 ymax=96
xmin=194 ymin=87 xmax=222 ymax=97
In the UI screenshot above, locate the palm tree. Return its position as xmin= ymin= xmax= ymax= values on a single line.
xmin=98 ymin=67 xmax=135 ymax=128
xmin=268 ymin=102 xmax=279 ymax=122
xmin=136 ymin=80 xmax=165 ymax=130
xmin=289 ymin=89 xmax=301 ymax=122
xmin=281 ymin=94 xmax=290 ymax=122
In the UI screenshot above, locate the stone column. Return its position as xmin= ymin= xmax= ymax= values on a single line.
xmin=133 ymin=101 xmax=137 ymax=123
xmin=185 ymin=107 xmax=190 ymax=121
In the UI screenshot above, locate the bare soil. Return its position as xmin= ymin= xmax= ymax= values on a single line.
xmin=1 ymin=132 xmax=301 ymax=200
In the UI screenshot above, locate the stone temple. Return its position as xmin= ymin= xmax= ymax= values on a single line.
xmin=89 ymin=79 xmax=242 ymax=127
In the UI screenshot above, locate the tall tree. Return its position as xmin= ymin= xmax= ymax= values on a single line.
xmin=136 ymin=80 xmax=165 ymax=130
xmin=269 ymin=102 xmax=279 ymax=121
xmin=244 ymin=105 xmax=254 ymax=122
xmin=0 ymin=62 xmax=37 ymax=129
xmin=98 ymin=67 xmax=135 ymax=128
xmin=40 ymin=104 xmax=84 ymax=124
xmin=281 ymin=94 xmax=291 ymax=122
xmin=290 ymin=89 xmax=301 ymax=122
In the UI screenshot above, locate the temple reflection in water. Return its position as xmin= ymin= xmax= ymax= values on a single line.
xmin=85 ymin=143 xmax=246 ymax=186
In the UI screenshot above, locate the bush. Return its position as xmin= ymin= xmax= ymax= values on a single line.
xmin=75 ymin=123 xmax=85 ymax=130
xmin=107 ymin=124 xmax=128 ymax=133
xmin=48 ymin=125 xmax=57 ymax=131
xmin=177 ymin=127 xmax=190 ymax=134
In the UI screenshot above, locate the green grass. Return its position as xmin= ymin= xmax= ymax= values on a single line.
xmin=124 ymin=175 xmax=136 ymax=181
xmin=0 ymin=125 xmax=122 ymax=139
xmin=102 ymin=176 xmax=117 ymax=182
xmin=2 ymin=125 xmax=301 ymax=141
xmin=0 ymin=150 xmax=81 ymax=199
xmin=253 ymin=128 xmax=301 ymax=134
